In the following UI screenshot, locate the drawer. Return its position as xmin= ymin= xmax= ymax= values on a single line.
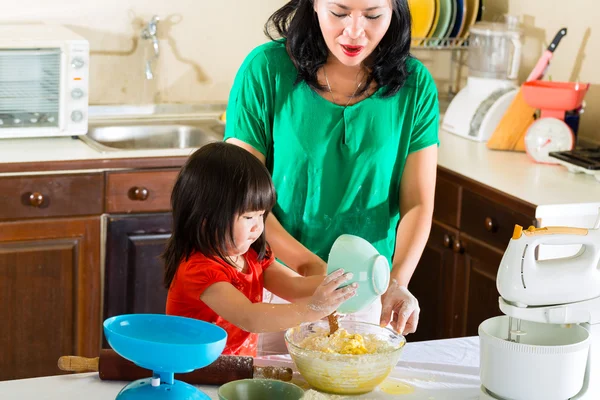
xmin=0 ymin=174 xmax=104 ymax=220
xmin=433 ymin=175 xmax=460 ymax=228
xmin=460 ymin=189 xmax=535 ymax=251
xmin=106 ymin=170 xmax=179 ymax=213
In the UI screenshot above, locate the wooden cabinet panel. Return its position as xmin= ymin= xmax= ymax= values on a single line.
xmin=106 ymin=170 xmax=179 ymax=213
xmin=103 ymin=214 xmax=172 ymax=347
xmin=409 ymin=221 xmax=459 ymax=342
xmin=460 ymin=188 xmax=535 ymax=251
xmin=0 ymin=217 xmax=101 ymax=381
xmin=0 ymin=174 xmax=103 ymax=221
xmin=414 ymin=167 xmax=536 ymax=341
xmin=433 ymin=175 xmax=461 ymax=228
xmin=456 ymin=234 xmax=505 ymax=337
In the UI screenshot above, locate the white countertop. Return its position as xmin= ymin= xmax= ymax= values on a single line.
xmin=437 ymin=130 xmax=600 ymax=207
xmin=1 ymin=126 xmax=599 ymax=207
xmin=0 ymin=136 xmax=196 ymax=164
xmin=0 ymin=336 xmax=482 ymax=400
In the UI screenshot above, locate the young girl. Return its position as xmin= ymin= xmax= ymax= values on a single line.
xmin=163 ymin=142 xmax=357 ymax=356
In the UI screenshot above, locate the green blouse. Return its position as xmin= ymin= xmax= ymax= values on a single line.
xmin=224 ymin=40 xmax=439 ymax=265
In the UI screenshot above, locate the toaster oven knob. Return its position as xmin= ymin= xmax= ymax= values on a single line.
xmin=71 ymin=88 xmax=85 ymax=99
xmin=71 ymin=57 xmax=85 ymax=69
xmin=71 ymin=110 xmax=84 ymax=122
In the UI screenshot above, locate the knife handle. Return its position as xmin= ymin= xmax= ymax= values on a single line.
xmin=57 ymin=355 xmax=99 ymax=372
xmin=548 ymin=28 xmax=567 ymax=52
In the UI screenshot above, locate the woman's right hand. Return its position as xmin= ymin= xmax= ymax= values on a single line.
xmin=306 ymin=269 xmax=357 ymax=317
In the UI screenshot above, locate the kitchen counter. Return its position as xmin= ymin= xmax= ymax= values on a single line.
xmin=437 ymin=130 xmax=600 ymax=207
xmin=0 ymin=336 xmax=482 ymax=400
xmin=0 ymin=121 xmax=599 ymax=207
xmin=0 ymin=136 xmax=196 ymax=164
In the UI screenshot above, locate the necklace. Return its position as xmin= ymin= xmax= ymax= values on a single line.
xmin=323 ymin=66 xmax=364 ymax=107
xmin=227 ymin=255 xmax=241 ymax=268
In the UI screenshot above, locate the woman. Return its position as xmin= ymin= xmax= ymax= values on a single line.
xmin=225 ymin=0 xmax=438 ymax=342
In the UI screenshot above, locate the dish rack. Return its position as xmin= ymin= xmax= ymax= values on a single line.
xmin=411 ymin=36 xmax=469 ymax=111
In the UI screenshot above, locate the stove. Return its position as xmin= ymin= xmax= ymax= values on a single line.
xmin=550 ymin=147 xmax=600 ymax=182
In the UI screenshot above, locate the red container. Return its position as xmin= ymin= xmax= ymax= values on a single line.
xmin=522 ymin=81 xmax=590 ymax=119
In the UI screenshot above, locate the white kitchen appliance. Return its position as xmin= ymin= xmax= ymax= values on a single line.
xmin=479 ymin=224 xmax=600 ymax=400
xmin=0 ymin=24 xmax=89 ymax=139
xmin=442 ymin=16 xmax=522 ymax=141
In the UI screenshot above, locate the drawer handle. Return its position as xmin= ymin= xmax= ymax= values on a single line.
xmin=485 ymin=217 xmax=498 ymax=233
xmin=443 ymin=234 xmax=453 ymax=249
xmin=129 ymin=187 xmax=149 ymax=201
xmin=453 ymin=239 xmax=464 ymax=254
xmin=28 ymin=192 xmax=45 ymax=207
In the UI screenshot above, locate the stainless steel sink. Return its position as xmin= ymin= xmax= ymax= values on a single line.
xmin=81 ymin=118 xmax=225 ymax=152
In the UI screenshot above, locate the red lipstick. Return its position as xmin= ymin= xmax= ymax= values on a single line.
xmin=341 ymin=44 xmax=364 ymax=57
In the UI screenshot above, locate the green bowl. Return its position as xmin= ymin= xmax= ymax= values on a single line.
xmin=327 ymin=234 xmax=390 ymax=314
xmin=218 ymin=379 xmax=304 ymax=400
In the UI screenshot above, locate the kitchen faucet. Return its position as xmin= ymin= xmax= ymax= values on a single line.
xmin=141 ymin=15 xmax=160 ymax=80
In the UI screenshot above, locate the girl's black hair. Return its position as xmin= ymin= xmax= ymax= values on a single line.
xmin=163 ymin=142 xmax=276 ymax=289
xmin=264 ymin=0 xmax=412 ymax=97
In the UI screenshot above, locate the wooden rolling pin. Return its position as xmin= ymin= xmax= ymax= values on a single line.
xmin=58 ymin=349 xmax=292 ymax=385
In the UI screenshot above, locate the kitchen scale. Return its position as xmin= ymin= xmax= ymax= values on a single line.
xmin=478 ymin=224 xmax=600 ymax=400
xmin=521 ymin=80 xmax=590 ymax=164
xmin=103 ymin=314 xmax=227 ymax=400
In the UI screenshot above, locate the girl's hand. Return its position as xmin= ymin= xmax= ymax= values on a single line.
xmin=306 ymin=269 xmax=357 ymax=317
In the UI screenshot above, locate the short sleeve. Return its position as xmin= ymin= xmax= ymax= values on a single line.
xmin=408 ymin=62 xmax=440 ymax=154
xmin=224 ymin=45 xmax=275 ymax=158
xmin=260 ymin=246 xmax=275 ymax=270
xmin=181 ymin=261 xmax=231 ymax=299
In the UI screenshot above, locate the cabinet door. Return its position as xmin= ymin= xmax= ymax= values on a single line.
xmin=0 ymin=217 xmax=101 ymax=381
xmin=454 ymin=233 xmax=504 ymax=337
xmin=103 ymin=214 xmax=172 ymax=327
xmin=409 ymin=221 xmax=459 ymax=342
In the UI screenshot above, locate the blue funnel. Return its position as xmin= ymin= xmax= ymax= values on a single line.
xmin=104 ymin=314 xmax=227 ymax=400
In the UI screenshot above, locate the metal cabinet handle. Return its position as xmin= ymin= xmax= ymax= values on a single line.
xmin=443 ymin=234 xmax=453 ymax=248
xmin=129 ymin=187 xmax=149 ymax=201
xmin=453 ymin=239 xmax=464 ymax=254
xmin=28 ymin=192 xmax=44 ymax=207
xmin=485 ymin=217 xmax=498 ymax=233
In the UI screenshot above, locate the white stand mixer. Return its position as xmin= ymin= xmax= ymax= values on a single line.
xmin=479 ymin=225 xmax=600 ymax=400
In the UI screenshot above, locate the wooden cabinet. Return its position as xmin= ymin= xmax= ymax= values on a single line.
xmin=410 ymin=167 xmax=536 ymax=341
xmin=102 ymin=213 xmax=173 ymax=347
xmin=0 ymin=165 xmax=181 ymax=380
xmin=409 ymin=221 xmax=459 ymax=341
xmin=458 ymin=234 xmax=505 ymax=337
xmin=0 ymin=174 xmax=104 ymax=221
xmin=0 ymin=217 xmax=101 ymax=380
xmin=102 ymin=169 xmax=180 ymax=340
xmin=106 ymin=170 xmax=178 ymax=213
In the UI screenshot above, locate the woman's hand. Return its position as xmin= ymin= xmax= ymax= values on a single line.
xmin=306 ymin=269 xmax=357 ymax=317
xmin=380 ymin=279 xmax=420 ymax=335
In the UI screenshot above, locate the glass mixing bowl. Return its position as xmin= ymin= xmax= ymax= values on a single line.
xmin=284 ymin=320 xmax=405 ymax=395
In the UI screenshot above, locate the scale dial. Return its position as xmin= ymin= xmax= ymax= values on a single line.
xmin=524 ymin=117 xmax=574 ymax=164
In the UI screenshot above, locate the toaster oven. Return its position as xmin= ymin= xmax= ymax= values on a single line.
xmin=0 ymin=24 xmax=89 ymax=139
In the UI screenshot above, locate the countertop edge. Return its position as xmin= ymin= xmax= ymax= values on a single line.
xmin=0 ymin=154 xmax=189 ymax=174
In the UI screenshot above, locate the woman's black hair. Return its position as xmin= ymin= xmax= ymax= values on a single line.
xmin=162 ymin=142 xmax=276 ymax=289
xmin=264 ymin=0 xmax=412 ymax=97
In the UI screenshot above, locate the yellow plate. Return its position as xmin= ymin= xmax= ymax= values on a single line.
xmin=461 ymin=0 xmax=480 ymax=38
xmin=426 ymin=0 xmax=441 ymax=38
xmin=409 ymin=0 xmax=436 ymax=45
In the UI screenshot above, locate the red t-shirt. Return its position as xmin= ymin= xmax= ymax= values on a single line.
xmin=166 ymin=248 xmax=273 ymax=356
